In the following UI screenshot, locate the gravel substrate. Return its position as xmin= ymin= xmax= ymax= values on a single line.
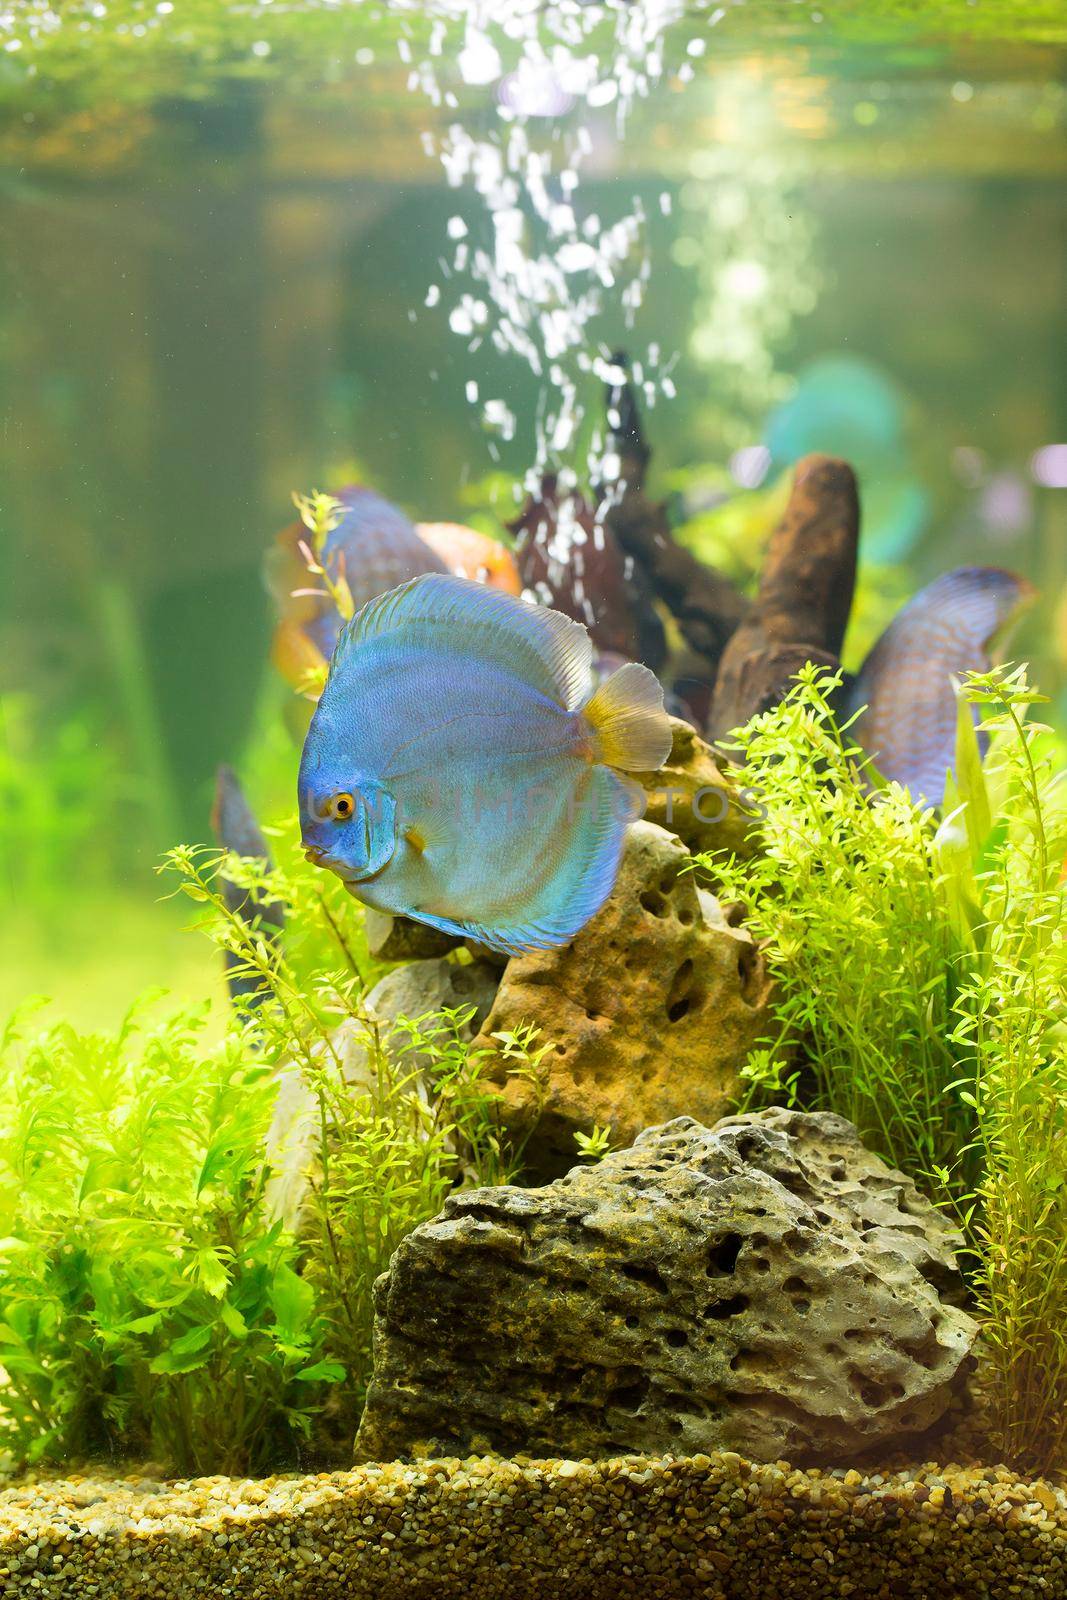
xmin=1 ymin=1453 xmax=1065 ymax=1599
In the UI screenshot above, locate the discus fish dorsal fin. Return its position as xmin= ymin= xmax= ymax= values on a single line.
xmin=584 ymin=660 xmax=672 ymax=773
xmin=338 ymin=573 xmax=594 ymax=710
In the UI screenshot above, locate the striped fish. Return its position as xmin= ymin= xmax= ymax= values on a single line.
xmin=846 ymin=566 xmax=1033 ymax=807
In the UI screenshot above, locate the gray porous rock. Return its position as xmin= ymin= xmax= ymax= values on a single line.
xmin=363 ymin=955 xmax=501 ymax=1067
xmin=363 ymin=909 xmax=463 ymax=962
xmin=355 ymin=1109 xmax=977 ymax=1465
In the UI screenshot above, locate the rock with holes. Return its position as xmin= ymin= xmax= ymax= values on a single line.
xmin=636 ymin=716 xmax=757 ymax=859
xmin=363 ymin=908 xmax=463 ymax=962
xmin=354 ymin=1109 xmax=977 ymax=1464
xmin=363 ymin=955 xmax=501 ymax=1069
xmin=472 ymin=821 xmax=770 ymax=1177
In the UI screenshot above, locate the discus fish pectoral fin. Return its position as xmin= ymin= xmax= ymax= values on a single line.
xmin=584 ymin=660 xmax=673 ymax=772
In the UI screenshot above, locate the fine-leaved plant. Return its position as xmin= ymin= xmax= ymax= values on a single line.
xmin=0 ymin=826 xmax=549 ymax=1473
xmin=944 ymin=669 xmax=1067 ymax=1474
xmin=701 ymin=663 xmax=971 ymax=1200
xmin=159 ymin=838 xmax=547 ymax=1453
xmin=700 ymin=662 xmax=1067 ymax=1473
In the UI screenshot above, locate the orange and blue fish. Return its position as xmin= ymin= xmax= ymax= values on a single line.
xmin=298 ymin=574 xmax=672 ymax=954
xmin=269 ymin=485 xmax=519 ymax=691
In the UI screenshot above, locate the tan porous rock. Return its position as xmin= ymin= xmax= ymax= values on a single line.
xmin=474 ymin=821 xmax=770 ymax=1174
xmin=635 ymin=716 xmax=757 ymax=859
xmin=355 ymin=1110 xmax=978 ymax=1466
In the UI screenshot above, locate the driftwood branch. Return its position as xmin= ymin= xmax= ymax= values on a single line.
xmin=599 ymin=360 xmax=749 ymax=692
xmin=707 ymin=453 xmax=859 ymax=740
xmin=608 ymin=493 xmax=750 ymax=672
xmin=511 ymin=475 xmax=668 ymax=670
xmin=514 ymin=364 xmax=860 ymax=743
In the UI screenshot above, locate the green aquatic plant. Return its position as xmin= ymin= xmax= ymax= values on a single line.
xmin=702 ymin=664 xmax=970 ymax=1199
xmin=0 ymin=1000 xmax=338 ymax=1475
xmin=0 ymin=823 xmax=546 ymax=1472
xmin=281 ymin=1005 xmax=478 ymax=1456
xmin=702 ymin=663 xmax=1067 ymax=1472
xmin=293 ymin=1006 xmax=548 ymax=1453
xmin=162 ymin=839 xmax=545 ymax=1446
xmin=942 ymin=670 xmax=1067 ymax=1475
xmin=574 ymin=1124 xmax=614 ymax=1163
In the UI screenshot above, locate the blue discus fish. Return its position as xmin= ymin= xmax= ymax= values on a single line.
xmin=846 ymin=566 xmax=1033 ymax=807
xmin=298 ymin=574 xmax=673 ymax=954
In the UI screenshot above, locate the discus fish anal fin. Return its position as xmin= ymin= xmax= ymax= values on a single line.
xmin=584 ymin=660 xmax=672 ymax=773
xmin=337 ymin=573 xmax=593 ymax=711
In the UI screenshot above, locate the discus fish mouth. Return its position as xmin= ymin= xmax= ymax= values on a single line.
xmin=302 ymin=843 xmax=391 ymax=885
xmin=303 ymin=842 xmax=352 ymax=877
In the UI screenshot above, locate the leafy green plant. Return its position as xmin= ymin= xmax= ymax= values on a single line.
xmin=702 ymin=662 xmax=1067 ymax=1473
xmin=942 ymin=670 xmax=1067 ymax=1474
xmin=701 ymin=663 xmax=971 ymax=1200
xmin=0 ymin=999 xmax=339 ymax=1474
xmin=160 ymin=840 xmax=548 ymax=1450
xmin=289 ymin=1006 xmax=550 ymax=1450
xmin=575 ymin=1124 xmax=614 ymax=1163
xmin=0 ymin=825 xmax=550 ymax=1472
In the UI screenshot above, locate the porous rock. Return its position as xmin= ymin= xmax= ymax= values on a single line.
xmin=363 ymin=955 xmax=501 ymax=1067
xmin=355 ymin=1109 xmax=977 ymax=1465
xmin=473 ymin=821 xmax=770 ymax=1174
xmin=363 ymin=908 xmax=462 ymax=961
xmin=635 ymin=715 xmax=756 ymax=859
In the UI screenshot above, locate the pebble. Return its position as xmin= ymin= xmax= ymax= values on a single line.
xmin=0 ymin=1455 xmax=1063 ymax=1598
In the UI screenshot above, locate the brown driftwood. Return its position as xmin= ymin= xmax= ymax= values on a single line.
xmin=513 ymin=363 xmax=860 ymax=745
xmin=608 ymin=492 xmax=750 ymax=673
xmin=707 ymin=453 xmax=859 ymax=740
xmin=599 ymin=360 xmax=749 ymax=691
xmin=510 ymin=475 xmax=668 ymax=669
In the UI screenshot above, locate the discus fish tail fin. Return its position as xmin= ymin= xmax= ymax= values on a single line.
xmin=584 ymin=661 xmax=672 ymax=773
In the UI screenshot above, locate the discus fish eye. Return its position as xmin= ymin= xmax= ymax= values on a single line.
xmin=327 ymin=792 xmax=355 ymax=821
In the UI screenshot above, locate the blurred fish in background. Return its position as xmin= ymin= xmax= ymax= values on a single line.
xmin=767 ymin=355 xmax=930 ymax=564
xmin=845 ymin=566 xmax=1034 ymax=807
xmin=417 ymin=521 xmax=521 ymax=594
xmin=211 ymin=764 xmax=285 ymax=1009
xmin=267 ymin=485 xmax=519 ymax=697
